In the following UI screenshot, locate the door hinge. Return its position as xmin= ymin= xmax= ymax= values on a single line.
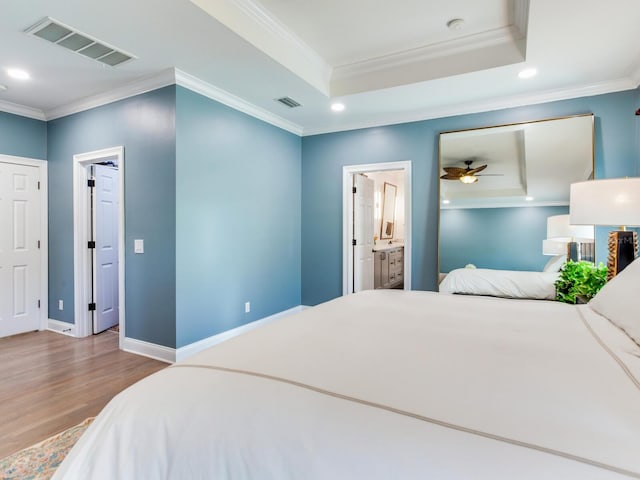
xmin=37 ymin=181 xmax=41 ymax=190
xmin=37 ymin=240 xmax=40 ymax=249
xmin=88 ymin=303 xmax=96 ymax=311
xmin=352 ymin=187 xmax=357 ymax=194
xmin=88 ymin=241 xmax=96 ymax=249
xmin=88 ymin=179 xmax=95 ymax=187
xmin=37 ymin=299 xmax=41 ymax=309
xmin=352 ymin=239 xmax=357 ymax=246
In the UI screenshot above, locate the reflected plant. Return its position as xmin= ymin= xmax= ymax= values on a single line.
xmin=555 ymin=260 xmax=608 ymax=304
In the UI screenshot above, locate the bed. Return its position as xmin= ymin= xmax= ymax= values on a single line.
xmin=439 ymin=255 xmax=567 ymax=300
xmin=54 ymin=259 xmax=640 ymax=479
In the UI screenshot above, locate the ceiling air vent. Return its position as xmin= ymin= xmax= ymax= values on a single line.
xmin=275 ymin=97 xmax=302 ymax=108
xmin=25 ymin=17 xmax=135 ymax=67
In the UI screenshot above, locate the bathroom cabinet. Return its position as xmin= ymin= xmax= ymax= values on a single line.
xmin=374 ymin=247 xmax=404 ymax=289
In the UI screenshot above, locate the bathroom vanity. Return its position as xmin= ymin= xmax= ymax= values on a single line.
xmin=373 ymin=245 xmax=404 ymax=289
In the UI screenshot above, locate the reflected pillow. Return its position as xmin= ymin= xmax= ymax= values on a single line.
xmin=589 ymin=257 xmax=640 ymax=345
xmin=543 ymin=255 xmax=566 ymax=273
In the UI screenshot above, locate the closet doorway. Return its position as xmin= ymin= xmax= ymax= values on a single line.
xmin=73 ymin=147 xmax=125 ymax=344
xmin=342 ymin=161 xmax=412 ymax=295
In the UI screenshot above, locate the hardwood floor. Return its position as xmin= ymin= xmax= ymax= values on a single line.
xmin=0 ymin=330 xmax=167 ymax=458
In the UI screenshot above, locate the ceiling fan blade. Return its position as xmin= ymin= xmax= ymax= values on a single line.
xmin=442 ymin=167 xmax=466 ymax=175
xmin=440 ymin=174 xmax=463 ymax=180
xmin=468 ymin=164 xmax=487 ymax=174
xmin=475 ymin=173 xmax=504 ymax=176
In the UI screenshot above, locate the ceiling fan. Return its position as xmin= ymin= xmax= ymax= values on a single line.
xmin=440 ymin=159 xmax=502 ymax=184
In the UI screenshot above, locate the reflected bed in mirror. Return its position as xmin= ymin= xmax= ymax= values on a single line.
xmin=438 ymin=114 xmax=595 ymax=299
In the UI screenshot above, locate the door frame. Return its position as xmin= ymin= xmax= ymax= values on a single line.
xmin=0 ymin=154 xmax=48 ymax=332
xmin=342 ymin=160 xmax=412 ymax=296
xmin=73 ymin=147 xmax=124 ymax=347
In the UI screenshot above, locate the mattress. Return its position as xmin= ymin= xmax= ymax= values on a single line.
xmin=54 ymin=290 xmax=640 ymax=479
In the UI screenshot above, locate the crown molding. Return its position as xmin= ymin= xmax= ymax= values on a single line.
xmin=332 ymin=26 xmax=522 ymax=82
xmin=512 ymin=0 xmax=530 ymax=37
xmin=0 ymin=99 xmax=46 ymax=120
xmin=175 ymin=69 xmax=303 ymax=135
xmin=630 ymin=62 xmax=640 ymax=87
xmin=303 ymin=76 xmax=638 ymax=137
xmin=190 ymin=0 xmax=330 ymax=95
xmin=441 ymin=200 xmax=569 ymax=210
xmin=45 ymin=69 xmax=176 ymax=120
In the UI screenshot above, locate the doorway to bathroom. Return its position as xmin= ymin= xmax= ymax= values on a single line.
xmin=342 ymin=161 xmax=412 ymax=295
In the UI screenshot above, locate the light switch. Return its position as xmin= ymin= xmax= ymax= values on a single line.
xmin=134 ymin=239 xmax=144 ymax=254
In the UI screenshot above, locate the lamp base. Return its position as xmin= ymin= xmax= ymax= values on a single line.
xmin=607 ymin=231 xmax=638 ymax=281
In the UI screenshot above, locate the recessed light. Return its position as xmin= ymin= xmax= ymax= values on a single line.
xmin=442 ymin=199 xmax=450 ymax=204
xmin=518 ymin=68 xmax=537 ymax=79
xmin=525 ymin=196 xmax=534 ymax=201
xmin=7 ymin=68 xmax=30 ymax=80
xmin=331 ymin=102 xmax=345 ymax=112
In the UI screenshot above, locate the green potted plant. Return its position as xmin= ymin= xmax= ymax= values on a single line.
xmin=555 ymin=260 xmax=608 ymax=304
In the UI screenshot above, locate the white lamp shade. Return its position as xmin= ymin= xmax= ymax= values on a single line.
xmin=546 ymin=214 xmax=594 ymax=241
xmin=570 ymin=178 xmax=640 ymax=226
xmin=542 ymin=238 xmax=570 ymax=255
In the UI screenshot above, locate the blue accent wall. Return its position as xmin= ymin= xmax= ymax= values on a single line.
xmin=0 ymin=111 xmax=46 ymax=159
xmin=47 ymin=87 xmax=177 ymax=348
xmin=439 ymin=206 xmax=569 ymax=273
xmin=301 ymin=89 xmax=639 ymax=306
xmin=175 ymin=87 xmax=301 ymax=348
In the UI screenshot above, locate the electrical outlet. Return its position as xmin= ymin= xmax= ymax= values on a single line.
xmin=58 ymin=300 xmax=64 ymax=311
xmin=245 ymin=301 xmax=250 ymax=313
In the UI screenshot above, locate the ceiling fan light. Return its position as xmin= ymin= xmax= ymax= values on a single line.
xmin=460 ymin=174 xmax=478 ymax=184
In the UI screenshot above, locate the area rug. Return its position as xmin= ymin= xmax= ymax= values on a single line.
xmin=0 ymin=418 xmax=94 ymax=480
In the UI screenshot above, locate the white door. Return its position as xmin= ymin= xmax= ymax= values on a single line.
xmin=0 ymin=162 xmax=41 ymax=337
xmin=353 ymin=174 xmax=375 ymax=292
xmin=92 ymin=164 xmax=119 ymax=333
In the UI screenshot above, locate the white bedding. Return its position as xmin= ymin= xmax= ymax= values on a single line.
xmin=55 ymin=290 xmax=640 ymax=479
xmin=439 ymin=267 xmax=559 ymax=299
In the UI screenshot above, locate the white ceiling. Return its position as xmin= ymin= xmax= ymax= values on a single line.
xmin=0 ymin=0 xmax=639 ymax=135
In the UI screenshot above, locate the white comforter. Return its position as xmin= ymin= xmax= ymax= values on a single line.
xmin=55 ymin=290 xmax=640 ymax=479
xmin=439 ymin=267 xmax=559 ymax=300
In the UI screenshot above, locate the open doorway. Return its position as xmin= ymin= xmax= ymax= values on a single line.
xmin=342 ymin=161 xmax=412 ymax=296
xmin=73 ymin=147 xmax=125 ymax=346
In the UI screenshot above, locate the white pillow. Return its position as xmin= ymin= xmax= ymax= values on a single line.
xmin=588 ymin=257 xmax=640 ymax=345
xmin=543 ymin=255 xmax=566 ymax=272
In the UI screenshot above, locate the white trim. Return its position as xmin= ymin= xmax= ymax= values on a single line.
xmin=0 ymin=100 xmax=46 ymax=120
xmin=302 ymin=76 xmax=638 ymax=137
xmin=332 ymin=26 xmax=520 ymax=81
xmin=73 ymin=147 xmax=125 ymax=346
xmin=47 ymin=319 xmax=76 ymax=337
xmin=441 ymin=200 xmax=570 ymax=210
xmin=0 ymin=155 xmax=48 ymax=333
xmin=342 ymin=161 xmax=412 ymax=296
xmin=512 ymin=0 xmax=530 ymax=37
xmin=45 ymin=69 xmax=175 ymax=120
xmin=175 ymin=69 xmax=303 ymax=135
xmin=122 ymin=337 xmax=175 ymax=364
xmin=630 ymin=62 xmax=640 ymax=87
xmin=176 ymin=306 xmax=305 ymax=362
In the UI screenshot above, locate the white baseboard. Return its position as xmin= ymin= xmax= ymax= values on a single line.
xmin=47 ymin=319 xmax=76 ymax=337
xmin=122 ymin=337 xmax=175 ymax=364
xmin=175 ymin=305 xmax=305 ymax=362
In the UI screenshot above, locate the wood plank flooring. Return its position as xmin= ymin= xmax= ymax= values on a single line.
xmin=0 ymin=330 xmax=167 ymax=458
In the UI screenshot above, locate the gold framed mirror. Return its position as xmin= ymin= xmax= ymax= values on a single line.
xmin=438 ymin=113 xmax=595 ymax=281
xmin=380 ymin=182 xmax=397 ymax=240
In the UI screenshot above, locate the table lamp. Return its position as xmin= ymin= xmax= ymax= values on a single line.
xmin=570 ymin=178 xmax=640 ymax=280
xmin=542 ymin=214 xmax=595 ymax=260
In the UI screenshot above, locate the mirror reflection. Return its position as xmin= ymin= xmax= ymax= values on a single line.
xmin=438 ymin=114 xmax=594 ymax=287
xmin=380 ymin=182 xmax=397 ymax=240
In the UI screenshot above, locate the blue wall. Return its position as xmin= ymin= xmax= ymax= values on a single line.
xmin=0 ymin=111 xmax=46 ymax=159
xmin=439 ymin=206 xmax=569 ymax=273
xmin=47 ymin=87 xmax=177 ymax=348
xmin=301 ymin=89 xmax=639 ymax=306
xmin=175 ymin=87 xmax=301 ymax=348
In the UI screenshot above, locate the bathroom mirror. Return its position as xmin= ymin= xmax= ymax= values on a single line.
xmin=380 ymin=182 xmax=397 ymax=239
xmin=438 ymin=113 xmax=594 ymax=276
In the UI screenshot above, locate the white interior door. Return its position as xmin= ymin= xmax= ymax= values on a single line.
xmin=0 ymin=162 xmax=41 ymax=337
xmin=93 ymin=164 xmax=119 ymax=333
xmin=353 ymin=174 xmax=374 ymax=292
